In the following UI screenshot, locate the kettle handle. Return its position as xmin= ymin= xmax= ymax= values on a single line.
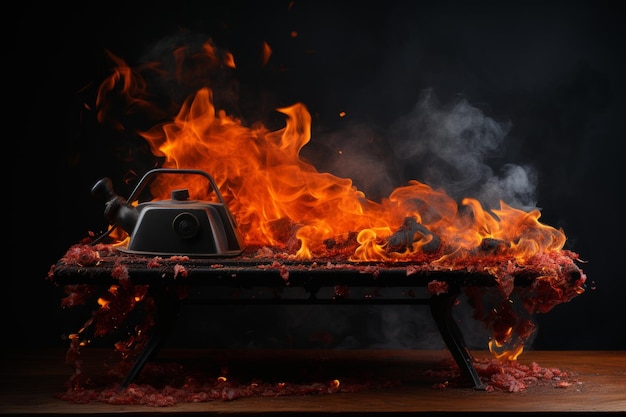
xmin=90 ymin=168 xmax=234 ymax=246
xmin=126 ymin=168 xmax=228 ymax=205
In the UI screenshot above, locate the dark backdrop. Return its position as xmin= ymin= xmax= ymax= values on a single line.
xmin=10 ymin=0 xmax=625 ymax=352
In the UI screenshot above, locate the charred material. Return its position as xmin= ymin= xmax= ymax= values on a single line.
xmin=386 ymin=217 xmax=441 ymax=254
xmin=478 ymin=238 xmax=510 ymax=255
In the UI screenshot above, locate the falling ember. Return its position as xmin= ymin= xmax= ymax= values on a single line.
xmin=97 ymin=297 xmax=110 ymax=309
xmin=261 ymin=42 xmax=272 ymax=67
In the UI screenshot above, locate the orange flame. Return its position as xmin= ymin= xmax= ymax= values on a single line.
xmin=140 ymin=87 xmax=564 ymax=263
xmin=95 ymin=46 xmax=568 ymax=268
xmin=489 ymin=338 xmax=525 ymax=361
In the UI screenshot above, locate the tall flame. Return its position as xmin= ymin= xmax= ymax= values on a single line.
xmin=95 ymin=43 xmax=567 ymax=266
xmin=142 ymin=90 xmax=565 ymax=263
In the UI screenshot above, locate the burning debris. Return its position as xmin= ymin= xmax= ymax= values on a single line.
xmin=47 ymin=35 xmax=589 ymax=404
xmin=386 ymin=217 xmax=441 ymax=254
xmin=51 ymin=345 xmax=578 ymax=406
xmin=49 ymin=239 xmax=585 ymax=396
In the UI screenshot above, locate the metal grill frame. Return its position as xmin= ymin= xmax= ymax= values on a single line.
xmin=51 ymin=255 xmax=508 ymax=390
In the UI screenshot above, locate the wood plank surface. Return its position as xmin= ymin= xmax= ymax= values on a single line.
xmin=1 ymin=348 xmax=624 ymax=415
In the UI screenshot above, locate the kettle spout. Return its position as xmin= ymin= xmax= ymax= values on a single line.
xmin=91 ymin=177 xmax=139 ymax=235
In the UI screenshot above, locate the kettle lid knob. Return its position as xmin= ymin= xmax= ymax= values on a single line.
xmin=171 ymin=189 xmax=190 ymax=201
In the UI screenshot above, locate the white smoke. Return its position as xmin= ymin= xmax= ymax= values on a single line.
xmin=388 ymin=89 xmax=538 ymax=211
xmin=305 ymin=122 xmax=398 ymax=201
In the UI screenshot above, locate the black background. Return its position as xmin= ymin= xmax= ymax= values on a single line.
xmin=10 ymin=1 xmax=625 ymax=352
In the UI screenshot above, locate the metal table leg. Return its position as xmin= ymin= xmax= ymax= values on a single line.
xmin=121 ymin=287 xmax=180 ymax=388
xmin=430 ymin=290 xmax=486 ymax=390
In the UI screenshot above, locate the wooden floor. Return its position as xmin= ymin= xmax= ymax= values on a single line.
xmin=0 ymin=348 xmax=624 ymax=415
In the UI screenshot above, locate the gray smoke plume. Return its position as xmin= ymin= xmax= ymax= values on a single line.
xmin=388 ymin=89 xmax=538 ymax=211
xmin=297 ymin=90 xmax=540 ymax=350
